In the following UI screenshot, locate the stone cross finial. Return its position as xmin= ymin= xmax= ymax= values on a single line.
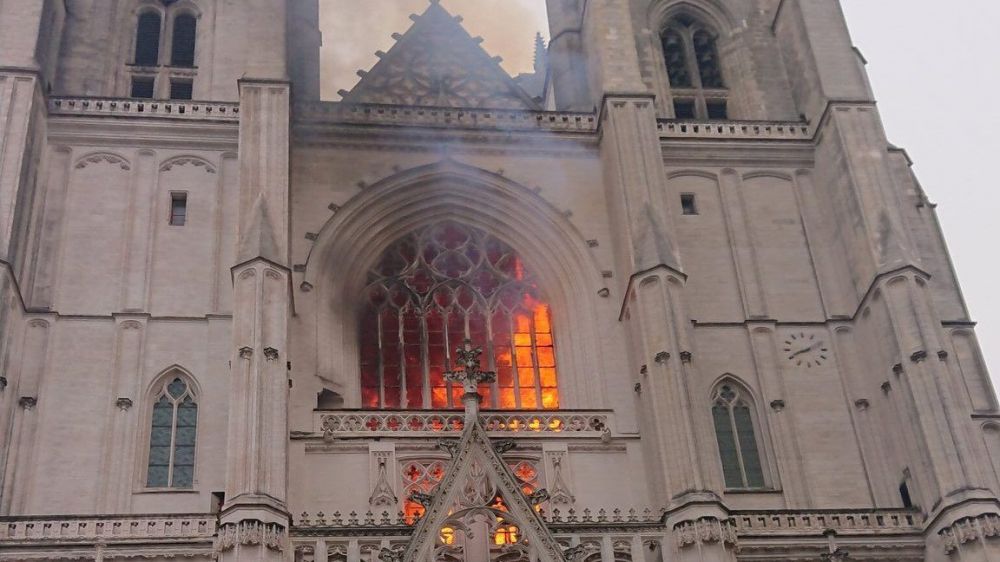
xmin=444 ymin=339 xmax=495 ymax=422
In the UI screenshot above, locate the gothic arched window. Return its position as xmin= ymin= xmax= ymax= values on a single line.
xmin=146 ymin=375 xmax=198 ymax=488
xmin=134 ymin=11 xmax=162 ymax=66
xmin=170 ymin=13 xmax=197 ymax=67
xmin=712 ymin=382 xmax=765 ymax=489
xmin=360 ymin=222 xmax=559 ymax=411
xmin=660 ymin=16 xmax=728 ymax=120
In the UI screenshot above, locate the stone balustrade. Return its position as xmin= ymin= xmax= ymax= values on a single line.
xmin=732 ymin=508 xmax=921 ymax=537
xmin=295 ymin=102 xmax=598 ymax=133
xmin=49 ymin=96 xmax=240 ymax=122
xmin=290 ymin=507 xmax=925 ymax=561
xmin=658 ymin=119 xmax=811 ymax=140
xmin=0 ymin=514 xmax=217 ymax=544
xmin=313 ymin=410 xmax=614 ymax=438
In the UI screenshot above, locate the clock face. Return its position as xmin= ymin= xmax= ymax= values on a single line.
xmin=783 ymin=332 xmax=829 ymax=368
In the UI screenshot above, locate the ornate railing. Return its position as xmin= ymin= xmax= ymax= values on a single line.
xmin=658 ymin=119 xmax=811 ymax=140
xmin=314 ymin=410 xmax=614 ymax=438
xmin=295 ymin=102 xmax=598 ymax=133
xmin=49 ymin=96 xmax=240 ymax=122
xmin=0 ymin=514 xmax=217 ymax=543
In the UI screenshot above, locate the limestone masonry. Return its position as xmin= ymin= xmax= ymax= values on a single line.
xmin=0 ymin=0 xmax=997 ymax=560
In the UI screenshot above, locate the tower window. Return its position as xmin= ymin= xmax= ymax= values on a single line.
xmin=673 ymin=99 xmax=696 ymax=119
xmin=360 ymin=221 xmax=560 ymax=411
xmin=681 ymin=194 xmax=698 ymax=215
xmin=899 ymin=480 xmax=914 ymax=509
xmin=712 ymin=382 xmax=766 ymax=489
xmin=170 ymin=79 xmax=193 ymax=100
xmin=134 ymin=12 xmax=162 ymax=66
xmin=131 ymin=77 xmax=155 ymax=99
xmin=661 ymin=16 xmax=728 ymax=120
xmin=706 ymin=99 xmax=728 ymax=120
xmin=169 ymin=193 xmax=187 ymax=226
xmin=146 ymin=376 xmax=198 ymax=488
xmin=170 ymin=14 xmax=197 ymax=67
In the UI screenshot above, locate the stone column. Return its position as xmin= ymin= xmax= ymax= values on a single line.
xmin=218 ymin=74 xmax=291 ymax=561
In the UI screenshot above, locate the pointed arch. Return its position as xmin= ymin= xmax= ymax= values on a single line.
xmin=141 ymin=365 xmax=200 ymax=489
xmin=305 ymin=159 xmax=606 ymax=409
xmin=710 ymin=375 xmax=768 ymax=489
xmin=649 ymin=0 xmax=737 ymax=36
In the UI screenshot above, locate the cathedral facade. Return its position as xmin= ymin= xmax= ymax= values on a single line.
xmin=0 ymin=0 xmax=998 ymax=560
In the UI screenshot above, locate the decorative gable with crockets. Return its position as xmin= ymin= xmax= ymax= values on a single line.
xmin=338 ymin=1 xmax=540 ymax=111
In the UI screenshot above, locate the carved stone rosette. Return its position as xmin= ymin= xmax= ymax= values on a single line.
xmin=939 ymin=513 xmax=1000 ymax=554
xmin=216 ymin=520 xmax=285 ymax=553
xmin=674 ymin=517 xmax=738 ymax=550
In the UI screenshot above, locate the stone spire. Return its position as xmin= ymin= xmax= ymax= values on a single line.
xmin=533 ymin=32 xmax=547 ymax=74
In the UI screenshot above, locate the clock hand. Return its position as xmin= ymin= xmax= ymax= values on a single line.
xmin=789 ymin=345 xmax=814 ymax=358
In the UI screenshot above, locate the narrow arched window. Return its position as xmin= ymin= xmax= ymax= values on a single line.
xmin=661 ymin=16 xmax=727 ymax=119
xmin=146 ymin=376 xmax=198 ymax=488
xmin=661 ymin=28 xmax=691 ymax=89
xmin=360 ymin=221 xmax=559 ymax=411
xmin=170 ymin=13 xmax=197 ymax=67
xmin=712 ymin=383 xmax=765 ymax=489
xmin=134 ymin=11 xmax=162 ymax=66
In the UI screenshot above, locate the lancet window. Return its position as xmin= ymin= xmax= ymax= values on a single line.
xmin=133 ymin=11 xmax=162 ymax=66
xmin=711 ymin=382 xmax=765 ymax=489
xmin=170 ymin=13 xmax=197 ymax=67
xmin=360 ymin=222 xmax=559 ymax=411
xmin=146 ymin=375 xmax=198 ymax=488
xmin=661 ymin=15 xmax=728 ymax=120
xmin=127 ymin=6 xmax=198 ymax=99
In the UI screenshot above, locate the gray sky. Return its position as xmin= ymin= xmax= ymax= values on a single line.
xmin=319 ymin=1 xmax=1000 ymax=388
xmin=840 ymin=0 xmax=1000 ymax=387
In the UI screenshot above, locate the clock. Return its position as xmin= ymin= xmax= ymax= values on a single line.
xmin=783 ymin=332 xmax=829 ymax=368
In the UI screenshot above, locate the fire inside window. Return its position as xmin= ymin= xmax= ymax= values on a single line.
xmin=360 ymin=221 xmax=559 ymax=411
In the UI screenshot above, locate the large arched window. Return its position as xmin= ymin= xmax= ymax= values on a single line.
xmin=170 ymin=13 xmax=197 ymax=67
xmin=661 ymin=15 xmax=727 ymax=120
xmin=360 ymin=221 xmax=559 ymax=411
xmin=146 ymin=375 xmax=198 ymax=488
xmin=712 ymin=382 xmax=765 ymax=489
xmin=134 ymin=11 xmax=162 ymax=66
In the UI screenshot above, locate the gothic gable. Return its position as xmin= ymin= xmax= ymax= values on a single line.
xmin=399 ymin=422 xmax=565 ymax=562
xmin=338 ymin=1 xmax=541 ymax=110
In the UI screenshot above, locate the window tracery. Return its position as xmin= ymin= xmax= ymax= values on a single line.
xmin=660 ymin=15 xmax=727 ymax=119
xmin=126 ymin=6 xmax=198 ymax=99
xmin=400 ymin=458 xmax=539 ymax=524
xmin=360 ymin=221 xmax=559 ymax=411
xmin=146 ymin=375 xmax=198 ymax=488
xmin=711 ymin=382 xmax=765 ymax=489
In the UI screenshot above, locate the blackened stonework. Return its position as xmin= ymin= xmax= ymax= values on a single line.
xmin=0 ymin=0 xmax=996 ymax=561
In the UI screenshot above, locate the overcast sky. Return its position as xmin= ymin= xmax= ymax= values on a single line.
xmin=319 ymin=0 xmax=1000 ymax=388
